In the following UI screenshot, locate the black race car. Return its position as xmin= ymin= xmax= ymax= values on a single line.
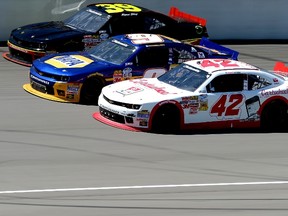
xmin=3 ymin=3 xmax=208 ymax=66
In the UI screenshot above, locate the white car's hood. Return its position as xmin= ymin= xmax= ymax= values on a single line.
xmin=102 ymin=78 xmax=188 ymax=104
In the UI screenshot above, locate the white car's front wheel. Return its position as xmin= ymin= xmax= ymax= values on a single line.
xmin=152 ymin=104 xmax=180 ymax=134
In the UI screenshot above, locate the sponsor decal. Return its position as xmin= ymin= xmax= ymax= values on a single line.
xmin=139 ymin=119 xmax=148 ymax=126
xmin=45 ymin=55 xmax=93 ymax=68
xmin=137 ymin=110 xmax=150 ymax=118
xmin=99 ymin=104 xmax=120 ymax=114
xmin=125 ymin=62 xmax=133 ymax=66
xmin=117 ymin=86 xmax=143 ymax=95
xmin=121 ymin=13 xmax=138 ymax=16
xmin=189 ymin=106 xmax=198 ymax=114
xmin=159 ymin=100 xmax=177 ymax=106
xmin=182 ymin=102 xmax=199 ymax=110
xmin=30 ymin=74 xmax=49 ymax=85
xmin=126 ymin=34 xmax=164 ymax=44
xmin=131 ymin=79 xmax=176 ymax=95
xmin=261 ymin=88 xmax=288 ymax=97
xmin=113 ymin=70 xmax=123 ymax=83
xmin=182 ymin=96 xmax=198 ymax=101
xmin=199 ymin=94 xmax=208 ymax=111
xmin=123 ymin=67 xmax=132 ymax=78
xmin=67 ymin=85 xmax=80 ymax=94
xmin=181 ymin=96 xmax=201 ymax=111
xmin=180 ymin=96 xmax=199 ymax=109
xmin=82 ymin=35 xmax=101 ymax=50
xmin=273 ymin=78 xmax=279 ymax=83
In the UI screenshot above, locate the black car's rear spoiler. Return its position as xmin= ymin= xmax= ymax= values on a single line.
xmin=169 ymin=7 xmax=207 ymax=26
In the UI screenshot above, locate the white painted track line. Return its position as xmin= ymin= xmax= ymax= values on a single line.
xmin=1 ymin=181 xmax=288 ymax=194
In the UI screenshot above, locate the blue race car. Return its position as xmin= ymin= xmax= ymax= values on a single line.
xmin=23 ymin=33 xmax=238 ymax=105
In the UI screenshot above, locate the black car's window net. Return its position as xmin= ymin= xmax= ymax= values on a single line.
xmin=64 ymin=8 xmax=110 ymax=33
xmin=88 ymin=39 xmax=136 ymax=64
xmin=158 ymin=64 xmax=209 ymax=92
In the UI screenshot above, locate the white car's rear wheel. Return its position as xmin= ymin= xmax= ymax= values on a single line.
xmin=260 ymin=100 xmax=288 ymax=132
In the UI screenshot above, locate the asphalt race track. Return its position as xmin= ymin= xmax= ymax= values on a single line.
xmin=0 ymin=44 xmax=288 ymax=216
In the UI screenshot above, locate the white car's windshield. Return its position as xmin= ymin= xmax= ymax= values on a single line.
xmin=158 ymin=64 xmax=209 ymax=92
xmin=88 ymin=38 xmax=136 ymax=64
xmin=64 ymin=8 xmax=110 ymax=32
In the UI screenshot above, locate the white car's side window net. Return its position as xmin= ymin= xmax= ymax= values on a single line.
xmin=248 ymin=75 xmax=271 ymax=90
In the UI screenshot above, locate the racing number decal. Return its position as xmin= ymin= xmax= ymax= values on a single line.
xmin=210 ymin=94 xmax=244 ymax=118
xmin=200 ymin=59 xmax=239 ymax=68
xmin=96 ymin=3 xmax=142 ymax=13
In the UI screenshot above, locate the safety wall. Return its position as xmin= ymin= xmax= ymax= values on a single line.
xmin=1 ymin=0 xmax=287 ymax=42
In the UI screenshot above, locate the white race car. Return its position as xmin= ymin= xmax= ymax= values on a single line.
xmin=93 ymin=59 xmax=288 ymax=133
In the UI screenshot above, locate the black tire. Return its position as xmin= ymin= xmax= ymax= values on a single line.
xmin=152 ymin=104 xmax=180 ymax=134
xmin=80 ymin=77 xmax=104 ymax=105
xmin=260 ymin=100 xmax=288 ymax=132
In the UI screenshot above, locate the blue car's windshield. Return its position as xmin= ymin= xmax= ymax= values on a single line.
xmin=88 ymin=38 xmax=136 ymax=65
xmin=158 ymin=63 xmax=209 ymax=92
xmin=64 ymin=7 xmax=110 ymax=33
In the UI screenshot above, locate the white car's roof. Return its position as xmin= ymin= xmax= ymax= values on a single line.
xmin=184 ymin=59 xmax=259 ymax=74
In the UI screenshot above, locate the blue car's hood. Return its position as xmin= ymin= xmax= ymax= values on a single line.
xmin=33 ymin=52 xmax=116 ymax=77
xmin=12 ymin=21 xmax=84 ymax=41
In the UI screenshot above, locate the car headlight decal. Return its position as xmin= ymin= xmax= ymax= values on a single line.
xmin=103 ymin=94 xmax=141 ymax=110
